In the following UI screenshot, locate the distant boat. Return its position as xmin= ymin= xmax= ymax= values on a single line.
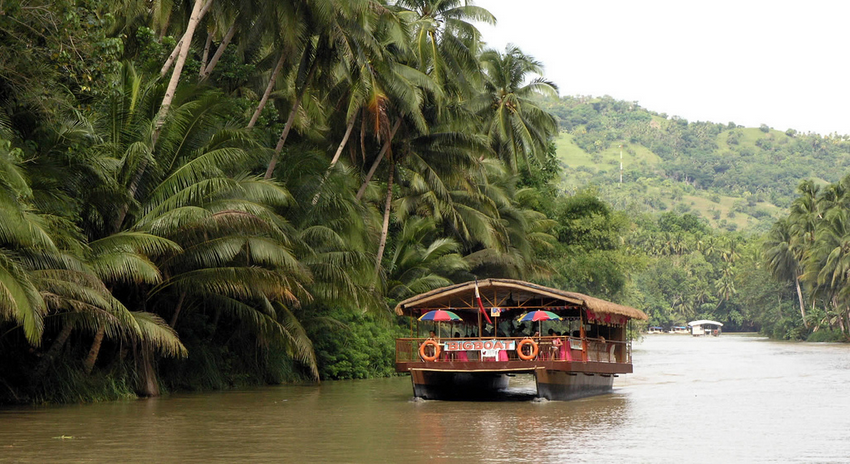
xmin=647 ymin=326 xmax=664 ymax=334
xmin=687 ymin=320 xmax=723 ymax=336
xmin=394 ymin=278 xmax=648 ymax=401
xmin=668 ymin=326 xmax=689 ymax=334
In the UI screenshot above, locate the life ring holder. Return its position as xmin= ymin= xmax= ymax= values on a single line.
xmin=419 ymin=339 xmax=441 ymax=361
xmin=517 ymin=338 xmax=539 ymax=360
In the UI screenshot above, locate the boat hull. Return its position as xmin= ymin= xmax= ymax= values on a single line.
xmin=409 ymin=367 xmax=615 ymax=401
xmin=410 ymin=369 xmax=510 ymax=400
xmin=534 ymin=369 xmax=614 ymax=401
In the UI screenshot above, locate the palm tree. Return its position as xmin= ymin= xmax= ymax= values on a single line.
xmin=806 ymin=206 xmax=850 ymax=336
xmin=475 ymin=45 xmax=558 ymax=171
xmin=155 ymin=0 xmax=207 ymax=138
xmin=396 ymin=0 xmax=495 ymax=99
xmin=789 ymin=180 xmax=821 ymax=252
xmin=70 ymin=64 xmax=324 ymax=390
xmin=715 ymin=263 xmax=736 ymax=306
xmin=317 ymin=14 xmax=433 ymax=203
xmin=81 ymin=231 xmax=182 ymax=373
xmin=0 ymin=143 xmax=51 ymax=345
xmin=264 ymin=0 xmax=375 ymax=179
xmin=32 ymin=250 xmax=186 ymax=381
xmin=385 ymin=216 xmax=469 ymax=303
xmin=369 ymin=122 xmax=490 ymax=283
xmin=764 ymin=218 xmax=808 ymax=327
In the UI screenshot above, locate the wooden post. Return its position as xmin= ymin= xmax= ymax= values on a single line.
xmin=580 ymin=309 xmax=588 ymax=362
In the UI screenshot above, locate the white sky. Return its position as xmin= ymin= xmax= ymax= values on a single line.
xmin=476 ymin=0 xmax=850 ymax=136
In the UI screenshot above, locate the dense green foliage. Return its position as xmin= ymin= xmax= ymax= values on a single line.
xmin=1 ymin=0 xmax=846 ymax=405
xmin=763 ymin=178 xmax=850 ymax=341
xmin=0 ymin=0 xmax=569 ymax=403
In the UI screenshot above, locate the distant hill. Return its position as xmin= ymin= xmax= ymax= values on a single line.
xmin=544 ymin=96 xmax=850 ymax=232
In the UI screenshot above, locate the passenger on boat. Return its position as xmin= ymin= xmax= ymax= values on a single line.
xmin=549 ymin=329 xmax=563 ymax=360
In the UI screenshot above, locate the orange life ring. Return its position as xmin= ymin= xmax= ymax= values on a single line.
xmin=517 ymin=338 xmax=539 ymax=360
xmin=419 ymin=339 xmax=441 ymax=361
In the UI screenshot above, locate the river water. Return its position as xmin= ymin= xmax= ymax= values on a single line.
xmin=2 ymin=334 xmax=850 ymax=463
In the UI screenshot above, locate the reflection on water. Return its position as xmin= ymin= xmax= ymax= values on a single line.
xmin=2 ymin=334 xmax=850 ymax=462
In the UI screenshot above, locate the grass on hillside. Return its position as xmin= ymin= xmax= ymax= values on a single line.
xmin=555 ymin=132 xmax=662 ymax=168
xmin=715 ymin=127 xmax=791 ymax=150
xmin=554 ymin=131 xmax=780 ymax=232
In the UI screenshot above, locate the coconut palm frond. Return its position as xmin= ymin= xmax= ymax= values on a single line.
xmin=276 ymin=302 xmax=319 ymax=380
xmin=131 ymin=311 xmax=187 ymax=358
xmin=0 ymin=252 xmax=45 ymax=345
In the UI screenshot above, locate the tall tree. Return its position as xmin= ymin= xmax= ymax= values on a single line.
xmin=764 ymin=218 xmax=808 ymax=327
xmin=476 ymin=45 xmax=558 ymax=171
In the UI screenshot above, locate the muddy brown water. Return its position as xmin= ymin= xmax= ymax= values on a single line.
xmin=2 ymin=334 xmax=850 ymax=463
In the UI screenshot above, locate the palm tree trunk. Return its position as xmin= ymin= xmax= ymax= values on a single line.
xmin=248 ymin=52 xmax=286 ymax=129
xmin=169 ymin=291 xmax=187 ymax=328
xmin=329 ymin=114 xmax=358 ymax=170
xmin=359 ymin=107 xmax=367 ymax=162
xmin=841 ymin=311 xmax=850 ymax=340
xmin=373 ymin=159 xmax=395 ymax=283
xmin=199 ymin=31 xmax=213 ymax=77
xmin=136 ymin=343 xmax=160 ymax=397
xmin=795 ymin=273 xmax=808 ymax=328
xmin=355 ymin=119 xmax=401 ymax=201
xmin=160 ymin=0 xmax=214 ymax=77
xmin=122 ymin=0 xmax=207 ymax=230
xmin=154 ymin=0 xmax=206 ymax=138
xmin=264 ymin=56 xmax=319 ymax=179
xmin=83 ymin=327 xmax=105 ymax=374
xmin=312 ymin=114 xmax=358 ymax=205
xmin=33 ymin=322 xmax=74 ymax=381
xmin=199 ymin=21 xmax=237 ymax=81
xmin=161 ymin=39 xmax=184 ymax=78
xmin=831 ymin=296 xmax=844 ymax=333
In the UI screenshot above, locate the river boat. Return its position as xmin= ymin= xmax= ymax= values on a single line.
xmin=647 ymin=326 xmax=664 ymax=334
xmin=394 ymin=279 xmax=648 ymax=401
xmin=669 ymin=326 xmax=689 ymax=334
xmin=688 ymin=320 xmax=723 ymax=336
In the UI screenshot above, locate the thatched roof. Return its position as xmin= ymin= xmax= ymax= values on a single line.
xmin=394 ymin=278 xmax=648 ymax=321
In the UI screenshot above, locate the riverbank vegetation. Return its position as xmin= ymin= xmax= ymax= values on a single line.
xmin=0 ymin=0 xmax=846 ymax=405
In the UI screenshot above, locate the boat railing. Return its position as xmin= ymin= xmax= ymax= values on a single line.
xmin=395 ymin=336 xmax=631 ymax=364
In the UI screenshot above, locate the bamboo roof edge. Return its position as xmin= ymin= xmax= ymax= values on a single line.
xmin=394 ymin=278 xmax=648 ymax=320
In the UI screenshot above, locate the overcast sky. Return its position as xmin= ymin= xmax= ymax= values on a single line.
xmin=476 ymin=0 xmax=850 ymax=136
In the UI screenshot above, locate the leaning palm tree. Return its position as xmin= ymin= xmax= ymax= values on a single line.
xmin=764 ymin=218 xmax=808 ymax=327
xmin=31 ymin=251 xmax=187 ymax=381
xmin=264 ymin=0 xmax=374 ymax=179
xmin=81 ymin=231 xmax=183 ymax=374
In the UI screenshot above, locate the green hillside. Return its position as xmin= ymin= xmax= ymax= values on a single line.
xmin=546 ymin=96 xmax=850 ymax=232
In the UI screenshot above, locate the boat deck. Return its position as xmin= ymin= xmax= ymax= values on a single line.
xmin=395 ymin=336 xmax=634 ymax=375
